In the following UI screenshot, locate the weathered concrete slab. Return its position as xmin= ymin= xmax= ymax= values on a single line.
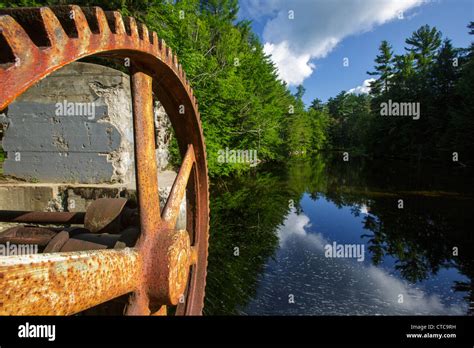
xmin=0 ymin=62 xmax=174 ymax=185
xmin=1 ymin=62 xmax=173 ymax=185
xmin=0 ymin=171 xmax=185 ymax=230
xmin=0 ymin=170 xmax=178 ymax=210
xmin=1 ymin=62 xmax=132 ymax=183
xmin=3 ymin=102 xmax=116 ymax=152
xmin=3 ymin=152 xmax=115 ymax=183
xmin=0 ymin=185 xmax=59 ymax=212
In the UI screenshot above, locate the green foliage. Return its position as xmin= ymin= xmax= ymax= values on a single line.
xmin=2 ymin=0 xmax=472 ymax=167
xmin=405 ymin=24 xmax=442 ymax=73
xmin=326 ymin=92 xmax=372 ymax=151
xmin=129 ymin=0 xmax=297 ymax=175
xmin=1 ymin=0 xmax=327 ymax=176
xmin=129 ymin=0 xmax=308 ymax=175
xmin=205 ymin=170 xmax=288 ymax=314
xmin=325 ymin=23 xmax=474 ymax=165
xmin=368 ymin=24 xmax=471 ymax=162
xmin=447 ymin=23 xmax=474 ymax=162
xmin=367 ymin=40 xmax=394 ymax=94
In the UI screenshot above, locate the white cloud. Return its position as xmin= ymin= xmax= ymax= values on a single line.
xmin=277 ymin=207 xmax=312 ymax=246
xmin=263 ymin=41 xmax=315 ymax=85
xmin=275 ymin=209 xmax=465 ymax=315
xmin=241 ymin=0 xmax=428 ymax=86
xmin=347 ymin=78 xmax=375 ymax=95
xmin=359 ymin=203 xmax=370 ymax=215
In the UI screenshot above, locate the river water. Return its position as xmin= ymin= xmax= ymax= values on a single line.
xmin=203 ymin=155 xmax=474 ymax=315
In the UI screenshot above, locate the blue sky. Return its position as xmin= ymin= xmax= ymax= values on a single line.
xmin=238 ymin=0 xmax=474 ymax=106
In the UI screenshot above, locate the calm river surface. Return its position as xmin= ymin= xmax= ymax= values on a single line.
xmin=204 ymin=155 xmax=474 ymax=315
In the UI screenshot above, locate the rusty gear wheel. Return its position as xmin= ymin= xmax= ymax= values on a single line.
xmin=0 ymin=6 xmax=209 ymax=315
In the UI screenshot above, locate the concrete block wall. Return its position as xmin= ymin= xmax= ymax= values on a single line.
xmin=1 ymin=62 xmax=172 ymax=186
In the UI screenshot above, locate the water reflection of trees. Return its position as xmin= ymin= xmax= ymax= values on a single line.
xmin=303 ymin=154 xmax=474 ymax=315
xmin=362 ymin=197 xmax=474 ymax=315
xmin=205 ymin=155 xmax=474 ymax=315
xmin=204 ymin=169 xmax=295 ymax=314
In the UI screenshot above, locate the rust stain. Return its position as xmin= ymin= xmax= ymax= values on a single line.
xmin=0 ymin=248 xmax=142 ymax=315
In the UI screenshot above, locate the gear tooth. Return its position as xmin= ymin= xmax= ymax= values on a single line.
xmin=171 ymin=52 xmax=178 ymax=71
xmin=95 ymin=7 xmax=110 ymax=34
xmin=68 ymin=5 xmax=92 ymax=38
xmin=173 ymin=52 xmax=179 ymax=70
xmin=186 ymin=79 xmax=191 ymax=93
xmin=170 ymin=48 xmax=176 ymax=72
xmin=49 ymin=5 xmax=90 ymax=39
xmin=0 ymin=14 xmax=39 ymax=66
xmin=104 ymin=10 xmax=126 ymax=35
xmin=114 ymin=12 xmax=126 ymax=35
xmin=139 ymin=23 xmax=149 ymax=43
xmin=38 ymin=7 xmax=68 ymax=47
xmin=158 ymin=38 xmax=166 ymax=59
xmin=164 ymin=45 xmax=171 ymax=64
xmin=48 ymin=6 xmax=77 ymax=38
xmin=124 ymin=16 xmax=139 ymax=39
xmin=0 ymin=7 xmax=52 ymax=48
xmin=144 ymin=24 xmax=150 ymax=42
xmin=151 ymin=32 xmax=159 ymax=53
xmin=169 ymin=51 xmax=174 ymax=68
xmin=0 ymin=14 xmax=41 ymax=109
xmin=89 ymin=7 xmax=111 ymax=35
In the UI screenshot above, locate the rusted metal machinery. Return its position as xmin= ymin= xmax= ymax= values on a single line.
xmin=0 ymin=6 xmax=209 ymax=315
